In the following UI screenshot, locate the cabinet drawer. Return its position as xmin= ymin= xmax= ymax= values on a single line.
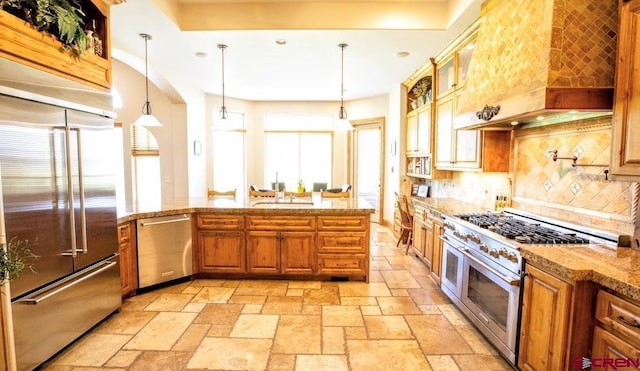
xmin=596 ymin=290 xmax=640 ymax=346
xmin=317 ymin=216 xmax=367 ymax=231
xmin=117 ymin=223 xmax=130 ymax=244
xmin=317 ymin=254 xmax=367 ymax=275
xmin=246 ymin=216 xmax=315 ymax=231
xmin=317 ymin=232 xmax=367 ymax=253
xmin=198 ymin=214 xmax=245 ymax=230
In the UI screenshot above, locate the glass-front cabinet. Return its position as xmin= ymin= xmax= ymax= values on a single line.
xmin=403 ymin=59 xmax=450 ymax=180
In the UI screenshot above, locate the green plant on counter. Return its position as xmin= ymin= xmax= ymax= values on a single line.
xmin=1 ymin=0 xmax=88 ymax=55
xmin=0 ymin=237 xmax=39 ymax=284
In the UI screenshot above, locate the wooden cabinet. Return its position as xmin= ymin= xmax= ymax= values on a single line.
xmin=0 ymin=0 xmax=113 ymax=90
xmin=519 ymin=264 xmax=572 ymax=371
xmin=317 ymin=215 xmax=369 ymax=280
xmin=402 ymin=60 xmax=451 ymax=181
xmin=246 ymin=230 xmax=316 ymax=275
xmin=196 ymin=214 xmax=246 ymax=273
xmin=592 ymin=289 xmax=640 ymax=363
xmin=432 ymin=22 xmax=510 ymax=172
xmin=246 ymin=216 xmax=316 ymax=275
xmin=519 ymin=264 xmax=595 ymax=371
xmin=117 ymin=221 xmax=137 ymax=297
xmin=430 ymin=217 xmax=444 ymax=285
xmin=611 ymin=0 xmax=640 ymax=180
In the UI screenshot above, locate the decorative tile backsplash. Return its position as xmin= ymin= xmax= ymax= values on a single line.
xmin=510 ymin=117 xmax=637 ymax=235
xmin=430 ymin=116 xmax=638 ymax=236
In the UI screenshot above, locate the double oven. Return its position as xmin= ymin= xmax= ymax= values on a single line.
xmin=440 ymin=220 xmax=522 ymax=364
xmin=438 ymin=209 xmax=622 ymax=365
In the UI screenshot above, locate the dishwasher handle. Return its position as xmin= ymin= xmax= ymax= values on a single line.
xmin=139 ymin=214 xmax=190 ymax=227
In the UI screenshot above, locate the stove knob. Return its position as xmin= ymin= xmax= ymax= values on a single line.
xmin=479 ymin=243 xmax=489 ymax=253
xmin=468 ymin=234 xmax=481 ymax=244
xmin=507 ymin=253 xmax=519 ymax=263
xmin=444 ymin=222 xmax=455 ymax=230
xmin=489 ymin=249 xmax=500 ymax=258
xmin=498 ymin=249 xmax=508 ymax=257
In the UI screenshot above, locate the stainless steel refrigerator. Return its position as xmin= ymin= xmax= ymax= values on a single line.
xmin=0 ymin=59 xmax=121 ymax=370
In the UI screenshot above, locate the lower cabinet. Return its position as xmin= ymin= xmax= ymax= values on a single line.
xmin=199 ymin=230 xmax=246 ymax=273
xmin=117 ymin=221 xmax=137 ymax=297
xmin=519 ymin=263 xmax=595 ymax=371
xmin=196 ymin=214 xmax=246 ymax=273
xmin=194 ymin=213 xmax=369 ymax=280
xmin=317 ymin=216 xmax=369 ymax=280
xmin=246 ymin=231 xmax=315 ymax=274
xmin=592 ymin=289 xmax=640 ymax=362
xmin=430 ymin=217 xmax=444 ymax=285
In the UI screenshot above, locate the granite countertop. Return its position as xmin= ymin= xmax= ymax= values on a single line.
xmin=117 ymin=195 xmax=375 ymax=224
xmin=411 ymin=197 xmax=640 ymax=302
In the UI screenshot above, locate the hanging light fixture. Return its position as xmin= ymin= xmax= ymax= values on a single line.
xmin=218 ymin=43 xmax=228 ymax=120
xmin=335 ymin=43 xmax=354 ymax=131
xmin=133 ymin=33 xmax=162 ymax=127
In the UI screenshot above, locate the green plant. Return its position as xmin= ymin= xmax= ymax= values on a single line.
xmin=0 ymin=237 xmax=38 ymax=283
xmin=1 ymin=0 xmax=88 ymax=55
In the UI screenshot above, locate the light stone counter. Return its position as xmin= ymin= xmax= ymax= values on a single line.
xmin=117 ymin=196 xmax=375 ymax=224
xmin=409 ymin=197 xmax=640 ymax=302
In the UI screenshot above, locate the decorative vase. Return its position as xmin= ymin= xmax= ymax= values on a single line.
xmin=417 ymin=96 xmax=425 ymax=106
xmin=411 ymin=101 xmax=418 ymax=110
xmin=297 ymin=186 xmax=305 ymax=193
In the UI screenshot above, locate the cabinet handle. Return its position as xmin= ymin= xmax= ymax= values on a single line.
xmin=336 ymin=263 xmax=348 ymax=267
xmin=617 ymin=315 xmax=640 ymax=328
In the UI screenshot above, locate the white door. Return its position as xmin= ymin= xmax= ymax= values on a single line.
xmin=353 ymin=119 xmax=384 ymax=223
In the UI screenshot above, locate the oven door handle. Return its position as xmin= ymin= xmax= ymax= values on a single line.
xmin=461 ymin=248 xmax=521 ymax=287
xmin=439 ymin=235 xmax=520 ymax=287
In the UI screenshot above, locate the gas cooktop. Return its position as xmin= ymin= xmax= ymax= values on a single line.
xmin=454 ymin=212 xmax=591 ymax=244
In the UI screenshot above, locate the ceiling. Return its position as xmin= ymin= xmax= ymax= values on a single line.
xmin=109 ymin=0 xmax=482 ymax=102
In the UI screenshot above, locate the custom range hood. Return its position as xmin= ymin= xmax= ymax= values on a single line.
xmin=455 ymin=0 xmax=618 ymax=130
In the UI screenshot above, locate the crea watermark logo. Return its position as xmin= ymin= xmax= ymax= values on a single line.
xmin=573 ymin=357 xmax=640 ymax=369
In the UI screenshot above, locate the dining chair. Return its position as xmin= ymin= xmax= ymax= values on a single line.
xmin=396 ymin=194 xmax=413 ymax=254
xmin=208 ymin=189 xmax=236 ymax=198
xmin=321 ymin=191 xmax=350 ymax=198
xmin=312 ymin=182 xmax=328 ymax=192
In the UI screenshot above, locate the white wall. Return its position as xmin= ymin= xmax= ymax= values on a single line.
xmin=112 ymin=59 xmax=194 ymax=210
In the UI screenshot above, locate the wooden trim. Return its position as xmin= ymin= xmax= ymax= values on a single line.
xmin=0 ymin=9 xmax=111 ymax=90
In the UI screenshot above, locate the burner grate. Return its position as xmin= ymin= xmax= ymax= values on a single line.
xmin=454 ymin=213 xmax=591 ymax=244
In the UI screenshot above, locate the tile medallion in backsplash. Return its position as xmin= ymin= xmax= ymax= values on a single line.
xmin=512 ymin=117 xmax=637 ymax=234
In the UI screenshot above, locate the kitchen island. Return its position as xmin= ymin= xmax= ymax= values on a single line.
xmin=117 ymin=196 xmax=375 ymax=294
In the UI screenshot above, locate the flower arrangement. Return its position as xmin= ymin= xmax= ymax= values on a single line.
xmin=297 ymin=179 xmax=305 ymax=192
xmin=411 ymin=77 xmax=432 ymax=98
xmin=0 ymin=237 xmax=38 ymax=284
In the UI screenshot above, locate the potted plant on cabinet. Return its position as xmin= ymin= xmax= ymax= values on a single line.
xmin=1 ymin=0 xmax=89 ymax=55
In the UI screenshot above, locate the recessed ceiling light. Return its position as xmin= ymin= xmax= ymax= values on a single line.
xmin=195 ymin=51 xmax=210 ymax=59
xmin=395 ymin=51 xmax=410 ymax=58
xmin=568 ymin=110 xmax=579 ymax=114
xmin=510 ymin=121 xmax=519 ymax=126
xmin=275 ymin=39 xmax=287 ymax=45
xmin=536 ymin=116 xmax=545 ymax=120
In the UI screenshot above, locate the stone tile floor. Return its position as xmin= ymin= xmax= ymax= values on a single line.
xmin=42 ymin=223 xmax=513 ymax=370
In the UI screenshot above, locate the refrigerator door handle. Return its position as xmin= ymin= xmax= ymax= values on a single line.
xmin=74 ymin=128 xmax=88 ymax=254
xmin=15 ymin=260 xmax=117 ymax=305
xmin=65 ymin=122 xmax=78 ymax=257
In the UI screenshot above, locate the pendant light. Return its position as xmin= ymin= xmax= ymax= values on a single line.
xmin=335 ymin=43 xmax=354 ymax=131
xmin=218 ymin=44 xmax=228 ymax=120
xmin=133 ymin=33 xmax=162 ymax=127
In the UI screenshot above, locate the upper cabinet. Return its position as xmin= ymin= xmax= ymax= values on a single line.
xmin=403 ymin=61 xmax=452 ymax=180
xmin=611 ymin=0 xmax=640 ymax=180
xmin=433 ymin=21 xmax=510 ymax=172
xmin=0 ymin=0 xmax=113 ymax=90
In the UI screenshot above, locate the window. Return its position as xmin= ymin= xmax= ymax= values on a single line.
xmin=264 ymin=114 xmax=333 ymax=190
xmin=131 ymin=124 xmax=161 ymax=210
xmin=212 ymin=112 xmax=245 ymax=193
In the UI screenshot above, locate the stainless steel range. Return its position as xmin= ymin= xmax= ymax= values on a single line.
xmin=439 ymin=208 xmax=623 ymax=365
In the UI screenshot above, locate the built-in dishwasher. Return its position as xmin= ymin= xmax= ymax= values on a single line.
xmin=136 ymin=214 xmax=193 ymax=288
